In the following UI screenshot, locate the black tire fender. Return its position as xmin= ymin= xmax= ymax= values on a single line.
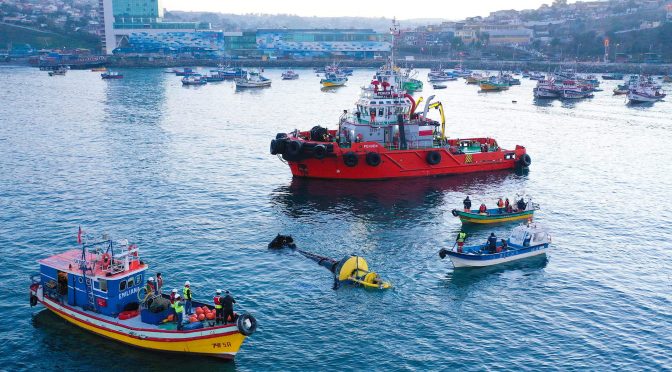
xmin=427 ymin=151 xmax=441 ymax=165
xmin=30 ymin=294 xmax=38 ymax=307
xmin=313 ymin=144 xmax=327 ymax=159
xmin=287 ymin=140 xmax=303 ymax=157
xmin=343 ymin=152 xmax=358 ymax=167
xmin=365 ymin=152 xmax=381 ymax=166
xmin=270 ymin=139 xmax=278 ymax=155
xmin=451 ymin=209 xmax=459 ymax=217
xmin=237 ymin=313 xmax=257 ymax=336
xmin=519 ymin=153 xmax=532 ymax=167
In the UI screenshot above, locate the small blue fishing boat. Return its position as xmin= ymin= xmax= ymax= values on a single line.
xmin=439 ymin=223 xmax=551 ymax=268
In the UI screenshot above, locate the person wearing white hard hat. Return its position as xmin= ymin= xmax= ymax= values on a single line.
xmin=170 ymin=288 xmax=178 ymax=304
xmin=145 ymin=276 xmax=156 ymax=297
xmin=171 ymin=294 xmax=185 ymax=330
xmin=183 ymin=281 xmax=193 ymax=314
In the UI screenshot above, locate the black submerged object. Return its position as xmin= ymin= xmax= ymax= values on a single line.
xmin=268 ymin=234 xmax=296 ymax=249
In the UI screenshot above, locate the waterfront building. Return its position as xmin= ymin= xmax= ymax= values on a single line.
xmin=255 ymin=29 xmax=391 ymax=59
xmin=100 ymin=0 xmax=208 ymax=54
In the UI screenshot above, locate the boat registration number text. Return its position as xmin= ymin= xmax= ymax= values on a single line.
xmin=212 ymin=342 xmax=232 ymax=349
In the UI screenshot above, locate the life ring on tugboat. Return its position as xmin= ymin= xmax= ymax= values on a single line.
xmin=365 ymin=152 xmax=381 ymax=166
xmin=313 ymin=144 xmax=327 ymax=159
xmin=343 ymin=152 xmax=358 ymax=167
xmin=519 ymin=153 xmax=532 ymax=167
xmin=426 ymin=151 xmax=442 ymax=165
xmin=236 ymin=313 xmax=257 ymax=336
xmin=101 ymin=253 xmax=111 ymax=269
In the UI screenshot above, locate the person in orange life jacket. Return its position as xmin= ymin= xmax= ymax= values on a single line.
xmin=497 ymin=198 xmax=505 ymax=213
xmin=487 ymin=233 xmax=498 ymax=253
xmin=155 ymin=272 xmax=163 ymax=294
xmin=505 ymin=198 xmax=510 ymax=210
xmin=463 ymin=196 xmax=472 ymax=212
xmin=170 ymin=288 xmax=178 ymax=304
xmin=183 ymin=281 xmax=193 ymax=314
xmin=213 ymin=289 xmax=224 ymax=324
xmin=222 ymin=290 xmax=236 ymax=324
xmin=500 ymin=239 xmax=508 ymax=252
xmin=478 ymin=203 xmax=488 ymax=215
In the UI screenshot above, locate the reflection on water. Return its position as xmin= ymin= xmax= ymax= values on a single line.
xmin=441 ymin=254 xmax=548 ymax=289
xmin=271 ymin=171 xmax=517 ymax=219
xmin=31 ymin=310 xmax=237 ymax=370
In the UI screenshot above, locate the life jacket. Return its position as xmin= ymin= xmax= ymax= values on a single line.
xmin=479 ymin=205 xmax=487 ymax=213
xmin=457 ymin=232 xmax=467 ymax=243
xmin=214 ymin=295 xmax=223 ymax=309
xmin=172 ymin=301 xmax=184 ymax=314
xmin=497 ymin=199 xmax=504 ymax=207
xmin=183 ymin=286 xmax=191 ymax=300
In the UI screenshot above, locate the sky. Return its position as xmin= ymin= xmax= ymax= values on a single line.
xmin=160 ymin=0 xmax=560 ymax=20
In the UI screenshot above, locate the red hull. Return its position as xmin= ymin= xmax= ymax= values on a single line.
xmin=279 ymin=139 xmax=528 ymax=180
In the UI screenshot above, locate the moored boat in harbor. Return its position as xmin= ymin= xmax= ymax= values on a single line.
xmin=181 ymin=74 xmax=207 ymax=85
xmin=235 ymin=71 xmax=272 ymax=88
xmin=101 ymin=71 xmax=123 ymax=79
xmin=281 ymin=70 xmax=300 ymax=80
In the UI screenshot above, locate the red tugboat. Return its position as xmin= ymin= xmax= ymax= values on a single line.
xmin=269 ymin=22 xmax=530 ymax=181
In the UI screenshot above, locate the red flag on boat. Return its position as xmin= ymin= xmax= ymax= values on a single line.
xmin=77 ymin=226 xmax=82 ymax=244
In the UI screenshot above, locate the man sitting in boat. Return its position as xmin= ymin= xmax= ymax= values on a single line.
xmin=500 ymin=239 xmax=508 ymax=252
xmin=505 ymin=198 xmax=511 ymax=211
xmin=463 ymin=196 xmax=472 ymax=212
xmin=487 ymin=233 xmax=498 ymax=253
xmin=478 ymin=203 xmax=488 ymax=215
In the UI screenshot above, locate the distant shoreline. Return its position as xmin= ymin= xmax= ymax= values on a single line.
xmin=107 ymin=58 xmax=672 ymax=74
xmin=4 ymin=57 xmax=671 ymax=74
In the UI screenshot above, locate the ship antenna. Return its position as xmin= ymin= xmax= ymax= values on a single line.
xmin=390 ymin=17 xmax=400 ymax=69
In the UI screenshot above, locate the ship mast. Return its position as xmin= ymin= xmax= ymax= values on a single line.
xmin=390 ymin=18 xmax=400 ymax=70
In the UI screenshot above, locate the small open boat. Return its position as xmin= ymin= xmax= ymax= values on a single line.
xmin=439 ymin=223 xmax=551 ymax=268
xmin=433 ymin=84 xmax=447 ymax=89
xmin=452 ymin=200 xmax=538 ymax=224
xmin=101 ymin=71 xmax=123 ymax=79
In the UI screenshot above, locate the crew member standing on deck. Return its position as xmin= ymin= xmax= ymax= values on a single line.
xmin=463 ymin=196 xmax=472 ymax=212
xmin=145 ymin=277 xmax=156 ymax=296
xmin=213 ymin=289 xmax=224 ymax=324
xmin=183 ymin=281 xmax=193 ymax=315
xmin=456 ymin=230 xmax=467 ymax=253
xmin=172 ymin=294 xmax=185 ymax=330
xmin=170 ymin=288 xmax=178 ymax=304
xmin=222 ymin=290 xmax=236 ymax=324
xmin=156 ymin=272 xmax=163 ymax=294
xmin=487 ymin=233 xmax=498 ymax=253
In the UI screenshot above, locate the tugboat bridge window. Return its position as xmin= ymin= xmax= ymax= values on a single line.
xmin=127 ymin=277 xmax=135 ymax=288
xmin=119 ymin=280 xmax=127 ymax=291
xmin=135 ymin=275 xmax=142 ymax=285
